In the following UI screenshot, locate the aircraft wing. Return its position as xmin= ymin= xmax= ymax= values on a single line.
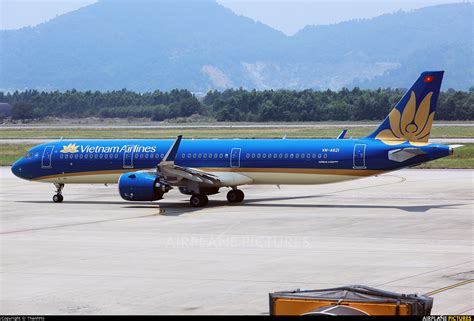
xmin=154 ymin=135 xmax=252 ymax=187
xmin=155 ymin=135 xmax=217 ymax=184
xmin=159 ymin=163 xmax=221 ymax=185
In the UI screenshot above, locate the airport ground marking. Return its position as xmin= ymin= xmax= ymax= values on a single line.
xmin=424 ymin=279 xmax=474 ymax=296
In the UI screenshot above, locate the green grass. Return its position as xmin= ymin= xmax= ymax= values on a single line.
xmin=416 ymin=143 xmax=474 ymax=169
xmin=1 ymin=143 xmax=472 ymax=168
xmin=0 ymin=144 xmax=35 ymax=166
xmin=0 ymin=125 xmax=472 ymax=139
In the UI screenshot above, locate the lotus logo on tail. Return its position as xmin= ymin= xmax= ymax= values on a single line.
xmin=376 ymin=91 xmax=435 ymax=146
xmin=60 ymin=143 xmax=79 ymax=153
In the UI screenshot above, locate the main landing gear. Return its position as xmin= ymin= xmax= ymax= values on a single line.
xmin=190 ymin=194 xmax=208 ymax=207
xmin=189 ymin=188 xmax=245 ymax=207
xmin=53 ymin=183 xmax=64 ymax=203
xmin=227 ymin=189 xmax=244 ymax=204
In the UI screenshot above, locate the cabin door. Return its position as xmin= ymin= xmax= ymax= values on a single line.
xmin=41 ymin=146 xmax=54 ymax=169
xmin=353 ymin=144 xmax=366 ymax=169
xmin=230 ymin=148 xmax=241 ymax=168
xmin=123 ymin=146 xmax=134 ymax=168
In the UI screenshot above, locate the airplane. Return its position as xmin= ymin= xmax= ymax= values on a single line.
xmin=11 ymin=71 xmax=460 ymax=207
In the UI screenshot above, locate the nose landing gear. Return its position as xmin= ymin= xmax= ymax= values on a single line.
xmin=53 ymin=183 xmax=64 ymax=203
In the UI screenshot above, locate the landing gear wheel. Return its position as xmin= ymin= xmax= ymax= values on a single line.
xmin=227 ymin=189 xmax=244 ymax=203
xmin=53 ymin=194 xmax=64 ymax=203
xmin=190 ymin=194 xmax=208 ymax=207
xmin=52 ymin=183 xmax=64 ymax=203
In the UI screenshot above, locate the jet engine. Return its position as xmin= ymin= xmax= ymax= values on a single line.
xmin=118 ymin=172 xmax=172 ymax=201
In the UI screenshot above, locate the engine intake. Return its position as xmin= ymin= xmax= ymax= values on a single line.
xmin=118 ymin=172 xmax=171 ymax=201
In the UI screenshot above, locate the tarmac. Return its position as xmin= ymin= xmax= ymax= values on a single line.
xmin=0 ymin=167 xmax=472 ymax=315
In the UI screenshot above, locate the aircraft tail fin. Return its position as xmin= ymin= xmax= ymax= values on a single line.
xmin=368 ymin=71 xmax=444 ymax=146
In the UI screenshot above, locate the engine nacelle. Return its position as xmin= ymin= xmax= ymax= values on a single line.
xmin=118 ymin=172 xmax=171 ymax=201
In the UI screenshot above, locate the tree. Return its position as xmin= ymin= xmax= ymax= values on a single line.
xmin=12 ymin=103 xmax=35 ymax=119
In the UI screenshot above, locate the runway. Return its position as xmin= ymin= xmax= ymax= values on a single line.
xmin=0 ymin=167 xmax=472 ymax=315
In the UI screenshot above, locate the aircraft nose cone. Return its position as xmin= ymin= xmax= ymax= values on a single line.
xmin=11 ymin=160 xmax=24 ymax=178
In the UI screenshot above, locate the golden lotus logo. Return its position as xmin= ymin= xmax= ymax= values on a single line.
xmin=376 ymin=91 xmax=435 ymax=146
xmin=60 ymin=143 xmax=79 ymax=153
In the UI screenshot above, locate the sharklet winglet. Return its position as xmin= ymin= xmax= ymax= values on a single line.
xmin=160 ymin=135 xmax=183 ymax=166
xmin=337 ymin=129 xmax=348 ymax=139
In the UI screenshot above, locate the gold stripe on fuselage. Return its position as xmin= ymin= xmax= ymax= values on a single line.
xmin=32 ymin=167 xmax=385 ymax=182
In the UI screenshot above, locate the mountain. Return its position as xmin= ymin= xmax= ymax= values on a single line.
xmin=1 ymin=0 xmax=286 ymax=92
xmin=1 ymin=1 xmax=473 ymax=92
xmin=290 ymin=2 xmax=474 ymax=90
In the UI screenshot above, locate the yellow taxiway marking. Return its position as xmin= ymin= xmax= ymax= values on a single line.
xmin=424 ymin=279 xmax=474 ymax=296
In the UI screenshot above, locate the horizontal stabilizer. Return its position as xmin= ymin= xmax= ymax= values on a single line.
xmin=388 ymin=147 xmax=426 ymax=162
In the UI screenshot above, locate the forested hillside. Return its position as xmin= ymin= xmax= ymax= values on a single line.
xmin=2 ymin=88 xmax=473 ymax=121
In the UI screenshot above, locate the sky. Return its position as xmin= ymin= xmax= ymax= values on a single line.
xmin=0 ymin=0 xmax=467 ymax=35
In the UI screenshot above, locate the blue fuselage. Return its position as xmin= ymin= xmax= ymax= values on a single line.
xmin=12 ymin=138 xmax=450 ymax=184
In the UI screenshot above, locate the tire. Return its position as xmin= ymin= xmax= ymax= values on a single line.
xmin=227 ymin=190 xmax=244 ymax=203
xmin=190 ymin=194 xmax=208 ymax=207
xmin=53 ymin=194 xmax=63 ymax=203
xmin=235 ymin=189 xmax=244 ymax=202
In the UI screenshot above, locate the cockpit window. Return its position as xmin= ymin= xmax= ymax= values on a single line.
xmin=25 ymin=151 xmax=33 ymax=159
